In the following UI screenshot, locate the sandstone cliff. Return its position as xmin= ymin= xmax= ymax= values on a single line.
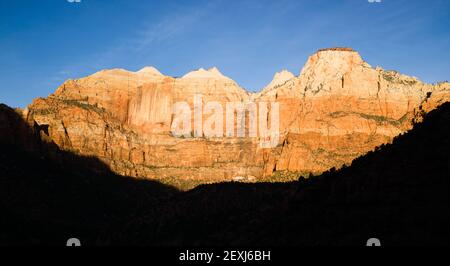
xmin=24 ymin=48 xmax=450 ymax=188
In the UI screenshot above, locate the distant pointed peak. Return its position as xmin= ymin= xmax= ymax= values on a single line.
xmin=273 ymin=70 xmax=295 ymax=80
xmin=137 ymin=66 xmax=163 ymax=76
xmin=261 ymin=70 xmax=295 ymax=91
xmin=208 ymin=67 xmax=221 ymax=74
xmin=182 ymin=67 xmax=232 ymax=81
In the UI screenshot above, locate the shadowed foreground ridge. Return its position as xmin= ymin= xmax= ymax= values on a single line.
xmin=1 ymin=102 xmax=450 ymax=245
xmin=0 ymin=104 xmax=179 ymax=245
xmin=118 ymin=102 xmax=450 ymax=246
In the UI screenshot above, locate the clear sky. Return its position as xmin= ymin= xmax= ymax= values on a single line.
xmin=1 ymin=0 xmax=449 ymax=108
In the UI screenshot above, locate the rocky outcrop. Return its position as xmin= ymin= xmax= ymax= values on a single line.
xmin=23 ymin=48 xmax=450 ymax=188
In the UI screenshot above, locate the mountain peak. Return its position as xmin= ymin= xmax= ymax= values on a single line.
xmin=182 ymin=67 xmax=232 ymax=81
xmin=273 ymin=70 xmax=295 ymax=82
xmin=300 ymin=47 xmax=366 ymax=78
xmin=262 ymin=70 xmax=295 ymax=91
xmin=137 ymin=66 xmax=163 ymax=76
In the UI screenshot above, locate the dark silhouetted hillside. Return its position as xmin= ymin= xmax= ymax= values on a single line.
xmin=1 ymin=102 xmax=450 ymax=246
xmin=117 ymin=102 xmax=450 ymax=246
xmin=0 ymin=104 xmax=178 ymax=245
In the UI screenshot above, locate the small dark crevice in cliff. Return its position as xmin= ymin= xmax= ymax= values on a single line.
xmin=60 ymin=120 xmax=73 ymax=148
xmin=34 ymin=122 xmax=49 ymax=137
xmin=419 ymin=92 xmax=433 ymax=112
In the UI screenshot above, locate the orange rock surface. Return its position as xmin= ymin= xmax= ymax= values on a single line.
xmin=24 ymin=49 xmax=450 ymax=185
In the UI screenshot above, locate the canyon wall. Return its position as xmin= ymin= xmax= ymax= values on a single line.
xmin=24 ymin=48 xmax=450 ymax=187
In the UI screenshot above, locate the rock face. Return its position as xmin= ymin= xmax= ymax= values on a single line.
xmin=24 ymin=48 xmax=450 ymax=188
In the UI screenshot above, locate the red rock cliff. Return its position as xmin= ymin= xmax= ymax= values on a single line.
xmin=24 ymin=49 xmax=450 ymax=187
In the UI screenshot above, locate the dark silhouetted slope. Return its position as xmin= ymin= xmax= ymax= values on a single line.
xmin=1 ymin=103 xmax=450 ymax=246
xmin=0 ymin=104 xmax=178 ymax=245
xmin=120 ymin=102 xmax=450 ymax=246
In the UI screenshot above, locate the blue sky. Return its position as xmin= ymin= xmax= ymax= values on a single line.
xmin=0 ymin=0 xmax=449 ymax=108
